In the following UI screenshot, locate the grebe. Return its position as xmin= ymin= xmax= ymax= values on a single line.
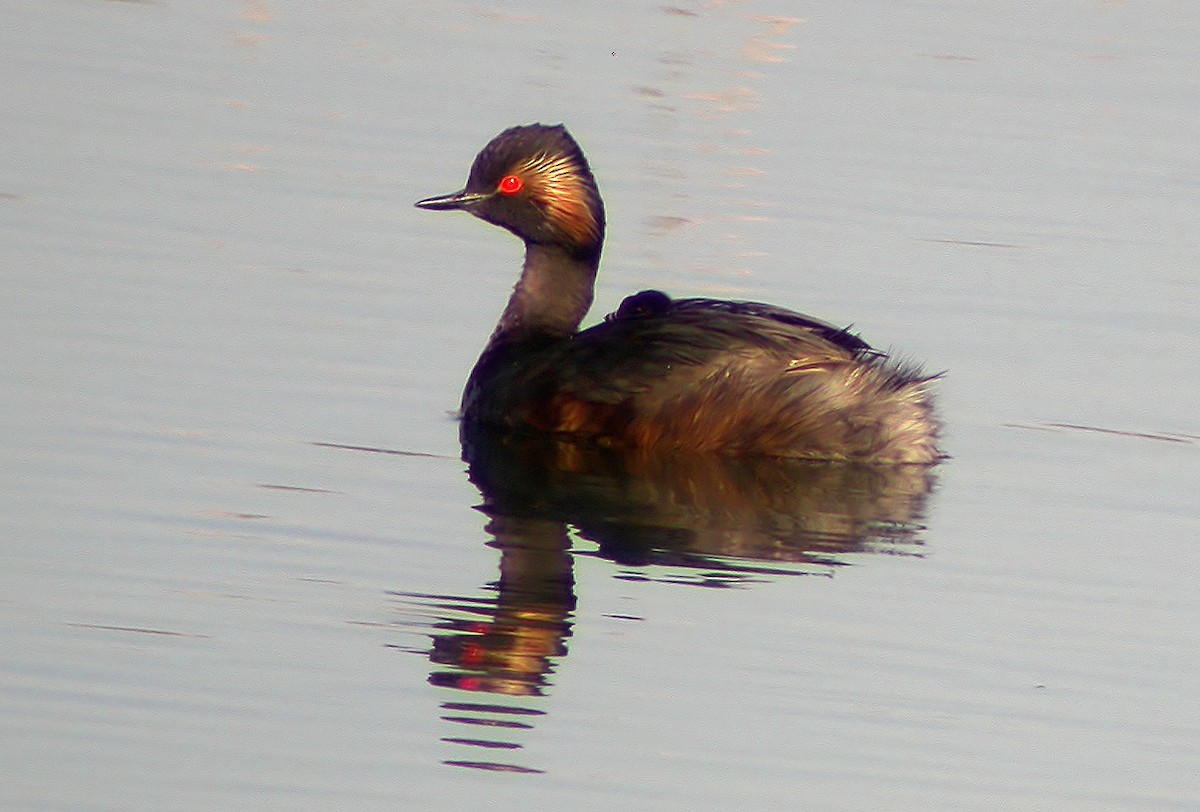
xmin=416 ymin=124 xmax=941 ymax=463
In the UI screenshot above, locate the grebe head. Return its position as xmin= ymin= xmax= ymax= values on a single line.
xmin=416 ymin=124 xmax=605 ymax=257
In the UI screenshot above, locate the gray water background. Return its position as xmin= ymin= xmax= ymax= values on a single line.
xmin=3 ymin=2 xmax=1198 ymax=809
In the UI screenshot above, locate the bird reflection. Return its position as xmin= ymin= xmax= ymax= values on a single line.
xmin=398 ymin=424 xmax=938 ymax=772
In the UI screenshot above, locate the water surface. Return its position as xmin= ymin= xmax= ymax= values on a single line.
xmin=3 ymin=2 xmax=1198 ymax=810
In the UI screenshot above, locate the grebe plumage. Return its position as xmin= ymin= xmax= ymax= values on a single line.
xmin=416 ymin=124 xmax=941 ymax=463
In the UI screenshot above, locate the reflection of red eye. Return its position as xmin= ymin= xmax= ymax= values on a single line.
xmin=498 ymin=174 xmax=523 ymax=195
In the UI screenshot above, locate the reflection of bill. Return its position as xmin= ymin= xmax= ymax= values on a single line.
xmin=395 ymin=425 xmax=940 ymax=774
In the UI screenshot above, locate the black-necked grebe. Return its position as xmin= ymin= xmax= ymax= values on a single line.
xmin=416 ymin=124 xmax=942 ymax=463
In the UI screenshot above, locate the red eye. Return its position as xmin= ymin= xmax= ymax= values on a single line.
xmin=497 ymin=174 xmax=524 ymax=195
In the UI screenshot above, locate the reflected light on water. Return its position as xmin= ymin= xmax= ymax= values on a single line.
xmin=388 ymin=426 xmax=940 ymax=773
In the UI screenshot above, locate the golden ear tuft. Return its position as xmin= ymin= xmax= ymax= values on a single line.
xmin=519 ymin=151 xmax=602 ymax=248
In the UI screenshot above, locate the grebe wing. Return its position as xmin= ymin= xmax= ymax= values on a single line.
xmin=470 ymin=295 xmax=931 ymax=457
xmin=546 ymin=295 xmax=873 ymax=404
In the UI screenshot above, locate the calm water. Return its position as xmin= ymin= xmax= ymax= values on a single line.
xmin=3 ymin=2 xmax=1199 ymax=809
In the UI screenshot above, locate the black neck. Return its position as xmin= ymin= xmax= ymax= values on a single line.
xmin=489 ymin=242 xmax=600 ymax=343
